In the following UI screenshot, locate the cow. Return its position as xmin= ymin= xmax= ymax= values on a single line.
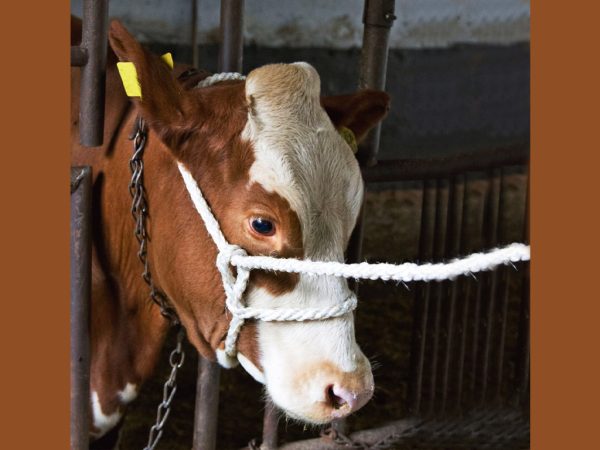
xmin=71 ymin=17 xmax=390 ymax=445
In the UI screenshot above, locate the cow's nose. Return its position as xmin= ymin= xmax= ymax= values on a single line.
xmin=325 ymin=383 xmax=373 ymax=418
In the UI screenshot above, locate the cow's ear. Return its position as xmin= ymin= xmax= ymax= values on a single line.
xmin=321 ymin=90 xmax=390 ymax=143
xmin=108 ymin=20 xmax=200 ymax=149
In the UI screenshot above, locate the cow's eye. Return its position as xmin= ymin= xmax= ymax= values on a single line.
xmin=250 ymin=218 xmax=275 ymax=236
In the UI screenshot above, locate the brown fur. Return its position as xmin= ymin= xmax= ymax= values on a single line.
xmin=71 ymin=17 xmax=389 ymax=436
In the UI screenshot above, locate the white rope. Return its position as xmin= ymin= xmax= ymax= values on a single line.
xmin=195 ymin=72 xmax=246 ymax=89
xmin=177 ymin=161 xmax=530 ymax=359
xmin=230 ymin=243 xmax=530 ymax=282
xmin=179 ymin=74 xmax=531 ymax=359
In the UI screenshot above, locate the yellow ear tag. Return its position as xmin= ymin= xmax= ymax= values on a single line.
xmin=338 ymin=126 xmax=358 ymax=154
xmin=117 ymin=53 xmax=174 ymax=98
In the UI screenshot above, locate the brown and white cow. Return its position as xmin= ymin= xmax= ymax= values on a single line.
xmin=71 ymin=18 xmax=389 ymax=440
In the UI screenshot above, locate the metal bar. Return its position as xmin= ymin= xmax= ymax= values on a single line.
xmin=70 ymin=166 xmax=92 ymax=450
xmin=455 ymin=177 xmax=473 ymax=410
xmin=261 ymin=400 xmax=279 ymax=450
xmin=409 ymin=180 xmax=436 ymax=414
xmin=495 ymin=171 xmax=510 ymax=401
xmin=361 ymin=146 xmax=529 ymax=183
xmin=71 ymin=46 xmax=88 ymax=67
xmin=219 ymin=0 xmax=245 ymax=73
xmin=191 ymin=0 xmax=199 ymax=67
xmin=192 ymin=357 xmax=221 ymax=450
xmin=192 ymin=5 xmax=246 ymax=448
xmin=441 ymin=175 xmax=465 ymax=412
xmin=427 ymin=180 xmax=449 ymax=414
xmin=357 ymin=0 xmax=396 ymax=167
xmin=79 ymin=0 xmax=108 ymax=147
xmin=455 ymin=279 xmax=471 ymax=410
xmin=516 ymin=172 xmax=530 ymax=409
xmin=479 ymin=169 xmax=501 ymax=404
xmin=468 ymin=282 xmax=483 ymax=403
xmin=495 ymin=267 xmax=511 ymax=402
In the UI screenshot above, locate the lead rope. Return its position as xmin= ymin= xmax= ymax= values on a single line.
xmin=129 ymin=117 xmax=186 ymax=450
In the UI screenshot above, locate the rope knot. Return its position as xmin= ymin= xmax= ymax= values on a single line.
xmin=217 ymin=244 xmax=247 ymax=276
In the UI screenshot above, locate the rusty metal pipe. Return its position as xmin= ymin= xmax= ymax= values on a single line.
xmin=261 ymin=400 xmax=279 ymax=449
xmin=193 ymin=357 xmax=221 ymax=450
xmin=219 ymin=0 xmax=245 ymax=73
xmin=79 ymin=0 xmax=108 ymax=147
xmin=70 ymin=166 xmax=92 ymax=450
xmin=192 ymin=4 xmax=246 ymax=448
xmin=346 ymin=0 xmax=396 ymax=296
xmin=357 ymin=0 xmax=396 ymax=167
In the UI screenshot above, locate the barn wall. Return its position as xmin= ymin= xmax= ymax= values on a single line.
xmin=70 ymin=1 xmax=530 ymax=160
xmin=71 ymin=0 xmax=529 ymax=48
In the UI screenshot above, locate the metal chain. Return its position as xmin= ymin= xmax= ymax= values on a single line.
xmin=129 ymin=116 xmax=180 ymax=326
xmin=143 ymin=326 xmax=186 ymax=450
xmin=129 ymin=116 xmax=186 ymax=450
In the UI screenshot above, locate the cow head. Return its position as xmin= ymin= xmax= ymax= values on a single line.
xmin=109 ymin=21 xmax=389 ymax=424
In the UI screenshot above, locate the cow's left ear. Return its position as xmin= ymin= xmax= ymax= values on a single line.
xmin=108 ymin=20 xmax=201 ymax=150
xmin=321 ymin=89 xmax=391 ymax=144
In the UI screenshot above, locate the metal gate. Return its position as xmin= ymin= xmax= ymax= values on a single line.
xmin=70 ymin=1 xmax=530 ymax=448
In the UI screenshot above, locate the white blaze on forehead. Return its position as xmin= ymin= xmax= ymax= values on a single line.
xmin=240 ymin=62 xmax=370 ymax=421
xmin=243 ymin=62 xmax=363 ymax=259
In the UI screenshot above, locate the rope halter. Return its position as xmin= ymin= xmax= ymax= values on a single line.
xmin=180 ymin=72 xmax=530 ymax=363
xmin=178 ymin=163 xmax=359 ymax=361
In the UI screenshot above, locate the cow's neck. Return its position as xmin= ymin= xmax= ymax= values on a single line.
xmin=88 ymin=113 xmax=174 ymax=434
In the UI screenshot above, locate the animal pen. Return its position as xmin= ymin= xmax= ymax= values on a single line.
xmin=70 ymin=0 xmax=530 ymax=449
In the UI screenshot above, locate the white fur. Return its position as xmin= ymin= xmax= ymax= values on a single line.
xmin=117 ymin=382 xmax=138 ymax=404
xmin=241 ymin=62 xmax=369 ymax=422
xmin=91 ymin=391 xmax=122 ymax=438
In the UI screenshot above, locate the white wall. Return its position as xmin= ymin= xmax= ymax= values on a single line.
xmin=71 ymin=0 xmax=529 ymax=48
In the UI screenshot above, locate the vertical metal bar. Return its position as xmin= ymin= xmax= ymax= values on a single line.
xmin=193 ymin=357 xmax=221 ymax=450
xmin=427 ymin=179 xmax=449 ymax=414
xmin=495 ymin=170 xmax=510 ymax=402
xmin=495 ymin=267 xmax=511 ymax=402
xmin=410 ymin=180 xmax=436 ymax=414
xmin=79 ymin=0 xmax=108 ymax=147
xmin=468 ymin=182 xmax=488 ymax=403
xmin=441 ymin=175 xmax=465 ymax=412
xmin=456 ymin=176 xmax=474 ymax=410
xmin=337 ymin=0 xmax=395 ymax=433
xmin=479 ymin=169 xmax=501 ymax=404
xmin=191 ymin=0 xmax=199 ymax=67
xmin=357 ymin=0 xmax=396 ymax=167
xmin=261 ymin=400 xmax=279 ymax=450
xmin=193 ymin=5 xmax=246 ymax=448
xmin=516 ymin=170 xmax=530 ymax=409
xmin=219 ymin=0 xmax=245 ymax=73
xmin=70 ymin=166 xmax=92 ymax=450
xmin=346 ymin=0 xmax=396 ymax=291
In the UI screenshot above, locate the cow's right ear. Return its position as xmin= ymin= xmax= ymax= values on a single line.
xmin=108 ymin=20 xmax=201 ymax=149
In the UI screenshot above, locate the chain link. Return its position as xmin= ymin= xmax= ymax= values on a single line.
xmin=129 ymin=116 xmax=186 ymax=450
xmin=129 ymin=117 xmax=180 ymax=326
xmin=143 ymin=326 xmax=186 ymax=450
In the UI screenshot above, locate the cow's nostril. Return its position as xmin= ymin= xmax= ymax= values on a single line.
xmin=326 ymin=384 xmax=347 ymax=410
